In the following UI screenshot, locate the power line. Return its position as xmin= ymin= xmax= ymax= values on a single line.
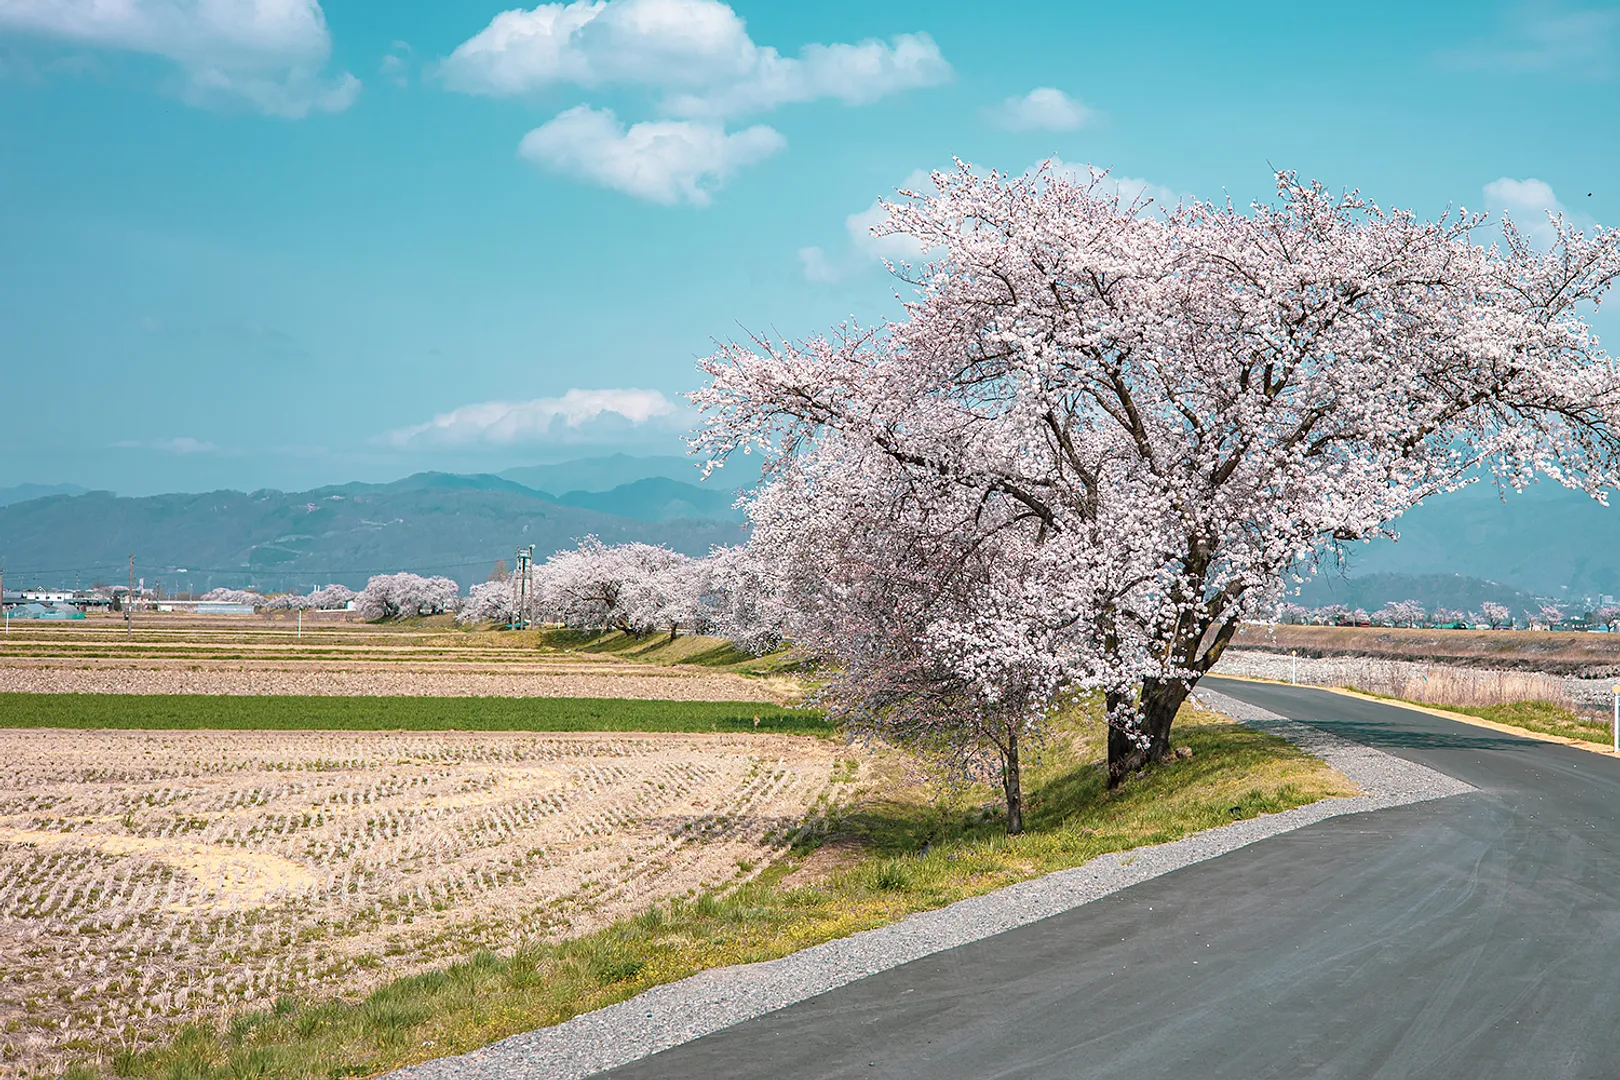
xmin=3 ymin=557 xmax=503 ymax=578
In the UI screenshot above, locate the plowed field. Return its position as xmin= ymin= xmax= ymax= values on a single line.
xmin=0 ymin=727 xmax=848 ymax=1075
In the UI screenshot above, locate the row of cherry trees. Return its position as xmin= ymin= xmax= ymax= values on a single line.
xmin=457 ymin=539 xmax=778 ymax=644
xmin=1280 ymin=600 xmax=1620 ymax=630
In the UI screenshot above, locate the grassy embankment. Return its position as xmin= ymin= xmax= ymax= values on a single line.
xmin=0 ymin=693 xmax=826 ymax=736
xmin=84 ymin=698 xmax=1354 ymax=1080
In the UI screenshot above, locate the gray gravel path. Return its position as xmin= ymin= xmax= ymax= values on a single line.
xmin=388 ymin=691 xmax=1472 ymax=1080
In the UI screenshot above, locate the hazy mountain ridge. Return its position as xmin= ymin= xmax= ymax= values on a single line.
xmin=0 ymin=483 xmax=88 ymax=507
xmin=0 ymin=472 xmax=744 ymax=592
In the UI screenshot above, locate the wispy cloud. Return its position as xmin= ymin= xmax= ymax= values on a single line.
xmin=112 ymin=436 xmax=221 ymax=455
xmin=1441 ymin=5 xmax=1618 ymax=79
xmin=0 ymin=0 xmax=359 ymax=115
xmin=518 ymin=106 xmax=784 ymax=205
xmin=383 ymin=388 xmax=683 ymax=448
xmin=983 ymin=88 xmax=1093 ymax=132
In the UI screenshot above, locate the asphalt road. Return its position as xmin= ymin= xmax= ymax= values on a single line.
xmin=596 ymin=678 xmax=1620 ymax=1080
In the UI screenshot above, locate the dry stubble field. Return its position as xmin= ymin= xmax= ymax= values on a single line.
xmin=0 ymin=619 xmax=844 ymax=1075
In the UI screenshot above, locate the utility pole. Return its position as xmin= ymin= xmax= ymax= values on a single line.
xmin=510 ymin=545 xmax=534 ymax=630
xmin=2 ymin=557 xmax=6 ymax=637
xmin=127 ymin=553 xmax=134 ymax=638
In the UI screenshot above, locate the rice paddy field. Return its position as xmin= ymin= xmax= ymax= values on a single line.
xmin=0 ymin=618 xmax=842 ymax=1075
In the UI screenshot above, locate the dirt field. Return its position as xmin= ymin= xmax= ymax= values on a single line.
xmin=0 ymin=726 xmax=849 ymax=1075
xmin=1231 ymin=622 xmax=1620 ymax=677
xmin=0 ymin=618 xmax=793 ymax=703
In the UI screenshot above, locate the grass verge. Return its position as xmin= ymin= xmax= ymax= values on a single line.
xmin=88 ymin=700 xmax=1354 ymax=1080
xmin=0 ymin=694 xmax=828 ymax=736
xmin=1378 ymin=695 xmax=1611 ymax=745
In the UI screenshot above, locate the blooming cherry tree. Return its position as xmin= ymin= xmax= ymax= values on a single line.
xmin=355 ymin=573 xmax=460 ymax=620
xmin=695 ymin=162 xmax=1620 ymax=820
xmin=1481 ymin=601 xmax=1512 ymax=629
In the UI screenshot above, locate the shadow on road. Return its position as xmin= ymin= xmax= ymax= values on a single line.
xmin=1292 ymin=717 xmax=1532 ymax=753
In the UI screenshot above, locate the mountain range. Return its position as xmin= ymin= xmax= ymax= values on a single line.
xmin=5 ymin=460 xmax=1618 ymax=610
xmin=0 ymin=459 xmax=744 ymax=592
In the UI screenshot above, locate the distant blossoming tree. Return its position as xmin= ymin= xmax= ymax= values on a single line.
xmin=1375 ymin=599 xmax=1426 ymax=628
xmin=1481 ymin=601 xmax=1512 ymax=629
xmin=355 ymin=573 xmax=460 ymax=620
xmin=695 ymin=161 xmax=1620 ymax=826
xmin=200 ymin=588 xmax=264 ymax=606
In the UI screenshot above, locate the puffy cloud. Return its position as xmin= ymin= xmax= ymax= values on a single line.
xmin=385 ymin=388 xmax=681 ymax=448
xmin=984 ymin=87 xmax=1092 ymax=132
xmin=518 ymin=105 xmax=783 ymax=205
xmin=440 ymin=0 xmax=949 ymax=117
xmin=1483 ymin=177 xmax=1577 ymax=248
xmin=0 ymin=0 xmax=358 ymax=116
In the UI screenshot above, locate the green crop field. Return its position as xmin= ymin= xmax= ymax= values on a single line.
xmin=0 ymin=693 xmax=829 ymax=735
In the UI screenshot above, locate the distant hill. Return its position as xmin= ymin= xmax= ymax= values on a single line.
xmin=555 ymin=476 xmax=744 ymax=523
xmin=1297 ymin=572 xmax=1544 ymax=616
xmin=0 ymin=472 xmax=745 ymax=592
xmin=1342 ymin=482 xmax=1620 ymax=600
xmin=0 ymin=483 xmax=87 ymax=507
xmin=499 ymin=454 xmax=702 ymax=494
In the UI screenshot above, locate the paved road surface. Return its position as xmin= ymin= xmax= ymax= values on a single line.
xmin=597 ymin=678 xmax=1620 ymax=1079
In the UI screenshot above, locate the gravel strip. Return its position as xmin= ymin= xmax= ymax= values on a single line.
xmin=390 ymin=689 xmax=1473 ymax=1080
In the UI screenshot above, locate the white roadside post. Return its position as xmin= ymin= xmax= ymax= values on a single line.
xmin=1291 ymin=650 xmax=1298 ymax=685
xmin=1613 ymin=684 xmax=1619 ymax=753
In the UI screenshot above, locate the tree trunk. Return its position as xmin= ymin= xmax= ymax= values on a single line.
xmin=1001 ymin=727 xmax=1024 ymax=835
xmin=1107 ymin=678 xmax=1191 ymax=788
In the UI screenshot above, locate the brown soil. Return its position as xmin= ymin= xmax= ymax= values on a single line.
xmin=0 ymin=727 xmax=851 ymax=1075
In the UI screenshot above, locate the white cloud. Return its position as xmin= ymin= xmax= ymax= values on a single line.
xmin=439 ymin=0 xmax=950 ymax=117
xmin=799 ymin=169 xmax=937 ymax=284
xmin=984 ymin=87 xmax=1092 ymax=132
xmin=1046 ymin=159 xmax=1179 ymax=209
xmin=518 ymin=105 xmax=783 ymax=205
xmin=1443 ymin=7 xmax=1617 ymax=78
xmin=112 ymin=436 xmax=220 ymax=454
xmin=0 ymin=0 xmax=359 ymax=116
xmin=385 ymin=388 xmax=681 ymax=448
xmin=1483 ymin=177 xmax=1577 ymax=248
xmin=379 ymin=40 xmax=412 ymax=88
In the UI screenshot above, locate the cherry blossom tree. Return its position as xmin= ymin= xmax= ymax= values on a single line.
xmin=1275 ymin=601 xmax=1309 ymax=625
xmin=695 ymin=161 xmax=1620 ymax=814
xmin=707 ymin=544 xmax=790 ymax=653
xmin=355 ymin=573 xmax=460 ymax=620
xmin=200 ymin=588 xmax=264 ymax=606
xmin=1595 ymin=604 xmax=1620 ymax=631
xmin=1537 ymin=603 xmax=1566 ymax=629
xmin=1481 ymin=601 xmax=1512 ymax=629
xmin=1375 ymin=599 xmax=1426 ymax=628
xmin=1313 ymin=604 xmax=1351 ymax=626
xmin=458 ymin=579 xmax=514 ymax=626
xmin=308 ymin=584 xmax=357 ymax=610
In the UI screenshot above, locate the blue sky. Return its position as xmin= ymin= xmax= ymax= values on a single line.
xmin=1 ymin=0 xmax=1617 ymax=495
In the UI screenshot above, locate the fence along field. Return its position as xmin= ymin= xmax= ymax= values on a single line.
xmin=0 ymin=726 xmax=849 ymax=1074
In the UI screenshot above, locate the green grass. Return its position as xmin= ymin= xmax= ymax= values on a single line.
xmin=538 ymin=628 xmax=807 ymax=676
xmin=90 ymin=700 xmax=1354 ymax=1080
xmin=0 ymin=694 xmax=830 ymax=736
xmin=1431 ymin=699 xmax=1611 ymax=744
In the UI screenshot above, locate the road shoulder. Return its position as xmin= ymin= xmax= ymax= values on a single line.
xmin=390 ymin=689 xmax=1473 ymax=1080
